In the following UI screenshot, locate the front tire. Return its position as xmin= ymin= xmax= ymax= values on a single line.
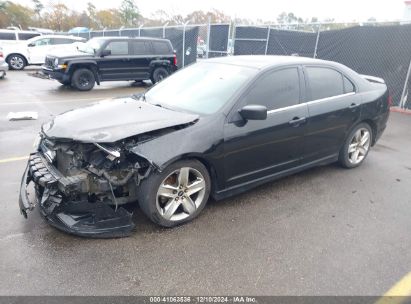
xmin=71 ymin=68 xmax=95 ymax=91
xmin=137 ymin=159 xmax=211 ymax=227
xmin=7 ymin=54 xmax=26 ymax=70
xmin=339 ymin=123 xmax=372 ymax=168
xmin=150 ymin=67 xmax=169 ymax=84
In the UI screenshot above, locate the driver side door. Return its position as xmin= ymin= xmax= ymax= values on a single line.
xmin=223 ymin=66 xmax=308 ymax=188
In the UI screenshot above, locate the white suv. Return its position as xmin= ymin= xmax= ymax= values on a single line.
xmin=2 ymin=35 xmax=85 ymax=70
xmin=0 ymin=29 xmax=41 ymax=45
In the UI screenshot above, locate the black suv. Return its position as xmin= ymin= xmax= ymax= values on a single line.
xmin=42 ymin=37 xmax=178 ymax=91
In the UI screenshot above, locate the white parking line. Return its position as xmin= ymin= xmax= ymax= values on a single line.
xmin=0 ymin=97 xmax=107 ymax=106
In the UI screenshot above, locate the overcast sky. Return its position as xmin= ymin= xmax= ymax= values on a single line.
xmin=12 ymin=0 xmax=407 ymax=22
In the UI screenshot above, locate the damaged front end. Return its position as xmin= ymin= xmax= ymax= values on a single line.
xmin=19 ymin=136 xmax=152 ymax=238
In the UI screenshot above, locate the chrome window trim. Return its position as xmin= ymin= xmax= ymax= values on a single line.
xmin=267 ymin=92 xmax=356 ymax=115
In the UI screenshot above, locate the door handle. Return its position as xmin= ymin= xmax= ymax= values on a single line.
xmin=348 ymin=103 xmax=360 ymax=109
xmin=288 ymin=116 xmax=306 ymax=127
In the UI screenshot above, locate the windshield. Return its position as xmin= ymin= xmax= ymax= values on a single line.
xmin=145 ymin=62 xmax=257 ymax=114
xmin=77 ymin=38 xmax=105 ymax=54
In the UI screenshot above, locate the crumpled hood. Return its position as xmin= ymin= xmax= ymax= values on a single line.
xmin=42 ymin=97 xmax=199 ymax=143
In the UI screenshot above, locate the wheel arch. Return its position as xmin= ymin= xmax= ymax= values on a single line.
xmin=360 ymin=119 xmax=377 ymax=146
xmin=68 ymin=62 xmax=100 ymax=85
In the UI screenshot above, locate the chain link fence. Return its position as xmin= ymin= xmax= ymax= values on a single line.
xmin=60 ymin=21 xmax=411 ymax=109
xmin=233 ymin=22 xmax=411 ymax=109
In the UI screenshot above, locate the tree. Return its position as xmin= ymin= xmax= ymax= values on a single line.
xmin=277 ymin=12 xmax=304 ymax=24
xmin=86 ymin=2 xmax=97 ymax=28
xmin=0 ymin=2 xmax=34 ymax=29
xmin=43 ymin=3 xmax=70 ymax=31
xmin=32 ymin=0 xmax=43 ymax=26
xmin=119 ymin=0 xmax=140 ymax=27
xmin=95 ymin=9 xmax=122 ymax=29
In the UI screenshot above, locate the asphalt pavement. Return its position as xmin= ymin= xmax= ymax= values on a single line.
xmin=0 ymin=68 xmax=410 ymax=296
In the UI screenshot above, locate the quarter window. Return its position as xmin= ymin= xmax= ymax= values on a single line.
xmin=243 ymin=68 xmax=300 ymax=110
xmin=152 ymin=41 xmax=171 ymax=54
xmin=306 ymin=67 xmax=344 ymax=100
xmin=0 ymin=32 xmax=16 ymax=40
xmin=105 ymin=41 xmax=129 ymax=55
xmin=343 ymin=76 xmax=355 ymax=93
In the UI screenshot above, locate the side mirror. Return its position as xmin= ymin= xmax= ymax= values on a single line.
xmin=239 ymin=105 xmax=267 ymax=121
xmin=100 ymin=49 xmax=111 ymax=57
xmin=28 ymin=43 xmax=35 ymax=47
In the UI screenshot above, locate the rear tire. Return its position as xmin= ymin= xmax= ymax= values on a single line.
xmin=150 ymin=67 xmax=169 ymax=84
xmin=339 ymin=123 xmax=372 ymax=168
xmin=7 ymin=54 xmax=26 ymax=70
xmin=71 ymin=68 xmax=95 ymax=91
xmin=137 ymin=159 xmax=211 ymax=227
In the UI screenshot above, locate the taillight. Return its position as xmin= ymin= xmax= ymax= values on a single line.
xmin=388 ymin=94 xmax=393 ymax=107
xmin=173 ymin=54 xmax=177 ymax=66
xmin=0 ymin=51 xmax=3 ymax=58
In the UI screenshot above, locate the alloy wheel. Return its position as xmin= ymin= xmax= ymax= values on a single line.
xmin=348 ymin=128 xmax=371 ymax=165
xmin=156 ymin=167 xmax=206 ymax=221
xmin=10 ymin=56 xmax=24 ymax=69
xmin=79 ymin=74 xmax=90 ymax=87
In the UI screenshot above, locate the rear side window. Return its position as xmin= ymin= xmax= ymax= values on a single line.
xmin=243 ymin=68 xmax=300 ymax=110
xmin=52 ymin=38 xmax=77 ymax=45
xmin=131 ymin=41 xmax=151 ymax=55
xmin=105 ymin=41 xmax=129 ymax=55
xmin=0 ymin=32 xmax=16 ymax=40
xmin=306 ymin=67 xmax=344 ymax=101
xmin=152 ymin=41 xmax=171 ymax=54
xmin=18 ymin=33 xmax=40 ymax=40
xmin=33 ymin=38 xmax=51 ymax=46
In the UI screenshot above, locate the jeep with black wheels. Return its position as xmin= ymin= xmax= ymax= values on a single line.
xmin=42 ymin=37 xmax=178 ymax=91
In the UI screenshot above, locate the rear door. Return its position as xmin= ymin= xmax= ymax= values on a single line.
xmin=223 ymin=66 xmax=308 ymax=188
xmin=303 ymin=65 xmax=361 ymax=163
xmin=128 ymin=40 xmax=152 ymax=80
xmin=98 ymin=40 xmax=131 ymax=81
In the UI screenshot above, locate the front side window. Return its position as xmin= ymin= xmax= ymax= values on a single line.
xmin=242 ymin=68 xmax=300 ymax=110
xmin=104 ymin=41 xmax=129 ymax=55
xmin=306 ymin=67 xmax=344 ymax=101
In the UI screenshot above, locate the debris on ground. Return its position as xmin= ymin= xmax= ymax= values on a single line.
xmin=7 ymin=112 xmax=38 ymax=121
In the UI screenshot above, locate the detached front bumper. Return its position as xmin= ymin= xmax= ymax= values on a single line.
xmin=19 ymin=153 xmax=135 ymax=238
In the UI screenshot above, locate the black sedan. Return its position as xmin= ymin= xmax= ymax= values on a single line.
xmin=19 ymin=56 xmax=390 ymax=238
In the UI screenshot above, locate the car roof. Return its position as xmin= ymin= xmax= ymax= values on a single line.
xmin=0 ymin=29 xmax=38 ymax=33
xmin=206 ymin=55 xmax=339 ymax=70
xmin=30 ymin=35 xmax=83 ymax=39
xmin=91 ymin=36 xmax=170 ymax=42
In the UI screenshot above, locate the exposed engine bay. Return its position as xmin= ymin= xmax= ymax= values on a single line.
xmin=20 ymin=135 xmax=157 ymax=238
